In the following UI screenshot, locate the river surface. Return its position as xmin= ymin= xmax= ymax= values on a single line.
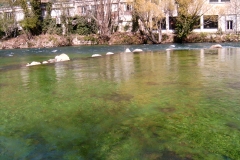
xmin=1 ymin=43 xmax=240 ymax=159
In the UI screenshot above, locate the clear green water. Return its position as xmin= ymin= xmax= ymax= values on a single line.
xmin=1 ymin=45 xmax=240 ymax=159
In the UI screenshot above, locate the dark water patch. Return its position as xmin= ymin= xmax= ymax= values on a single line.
xmin=23 ymin=133 xmax=65 ymax=160
xmin=227 ymin=82 xmax=240 ymax=90
xmin=104 ymin=92 xmax=134 ymax=102
xmin=226 ymin=122 xmax=240 ymax=131
xmin=223 ymin=155 xmax=232 ymax=160
xmin=0 ymin=83 xmax=8 ymax=87
xmin=161 ymin=150 xmax=192 ymax=160
xmin=160 ymin=107 xmax=176 ymax=113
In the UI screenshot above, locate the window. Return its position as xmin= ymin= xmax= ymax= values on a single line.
xmin=227 ymin=20 xmax=233 ymax=30
xmin=209 ymin=0 xmax=230 ymax=2
xmin=124 ymin=3 xmax=132 ymax=11
xmin=160 ymin=18 xmax=166 ymax=30
xmin=5 ymin=12 xmax=13 ymax=19
xmin=81 ymin=6 xmax=86 ymax=14
xmin=112 ymin=4 xmax=118 ymax=12
xmin=204 ymin=15 xmax=218 ymax=29
xmin=126 ymin=4 xmax=132 ymax=11
xmin=169 ymin=17 xmax=176 ymax=30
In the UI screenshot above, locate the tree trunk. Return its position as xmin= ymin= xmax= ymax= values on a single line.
xmin=158 ymin=22 xmax=162 ymax=43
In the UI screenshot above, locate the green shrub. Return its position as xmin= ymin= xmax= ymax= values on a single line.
xmin=162 ymin=34 xmax=169 ymax=41
xmin=84 ymin=35 xmax=97 ymax=42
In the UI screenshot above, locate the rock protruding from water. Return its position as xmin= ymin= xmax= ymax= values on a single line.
xmin=26 ymin=53 xmax=70 ymax=66
xmin=133 ymin=49 xmax=143 ymax=52
xmin=210 ymin=44 xmax=222 ymax=49
xmin=106 ymin=52 xmax=114 ymax=55
xmin=55 ymin=53 xmax=70 ymax=62
xmin=125 ymin=48 xmax=131 ymax=52
xmin=92 ymin=54 xmax=102 ymax=57
xmin=26 ymin=61 xmax=41 ymax=67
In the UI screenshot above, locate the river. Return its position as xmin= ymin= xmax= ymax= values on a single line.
xmin=1 ymin=43 xmax=240 ymax=159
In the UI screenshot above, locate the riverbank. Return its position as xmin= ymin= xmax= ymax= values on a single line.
xmin=0 ymin=32 xmax=239 ymax=50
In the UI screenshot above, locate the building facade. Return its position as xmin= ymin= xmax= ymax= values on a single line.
xmin=0 ymin=0 xmax=238 ymax=34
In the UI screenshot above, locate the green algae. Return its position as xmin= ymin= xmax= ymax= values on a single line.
xmin=1 ymin=48 xmax=240 ymax=159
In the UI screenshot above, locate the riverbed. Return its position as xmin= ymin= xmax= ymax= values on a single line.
xmin=1 ymin=43 xmax=240 ymax=159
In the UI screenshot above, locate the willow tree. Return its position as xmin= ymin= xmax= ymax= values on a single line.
xmin=132 ymin=0 xmax=174 ymax=44
xmin=175 ymin=0 xmax=208 ymax=42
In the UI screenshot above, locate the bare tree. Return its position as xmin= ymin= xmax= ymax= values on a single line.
xmin=81 ymin=0 xmax=121 ymax=38
xmin=132 ymin=0 xmax=175 ymax=44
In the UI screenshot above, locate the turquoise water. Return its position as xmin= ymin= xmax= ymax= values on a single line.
xmin=1 ymin=43 xmax=240 ymax=159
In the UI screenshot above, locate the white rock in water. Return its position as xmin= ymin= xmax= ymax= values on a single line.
xmin=133 ymin=49 xmax=143 ymax=52
xmin=210 ymin=44 xmax=222 ymax=49
xmin=125 ymin=48 xmax=131 ymax=52
xmin=48 ymin=59 xmax=56 ymax=63
xmin=26 ymin=61 xmax=41 ymax=67
xmin=106 ymin=52 xmax=114 ymax=55
xmin=42 ymin=61 xmax=48 ymax=64
xmin=55 ymin=53 xmax=70 ymax=62
xmin=92 ymin=54 xmax=102 ymax=57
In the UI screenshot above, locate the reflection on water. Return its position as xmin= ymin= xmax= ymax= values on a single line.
xmin=1 ymin=45 xmax=240 ymax=160
xmin=54 ymin=52 xmax=135 ymax=83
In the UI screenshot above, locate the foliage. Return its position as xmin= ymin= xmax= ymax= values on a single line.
xmin=0 ymin=0 xmax=19 ymax=39
xmin=174 ymin=0 xmax=207 ymax=42
xmin=71 ymin=16 xmax=98 ymax=35
xmin=83 ymin=35 xmax=97 ymax=43
xmin=124 ymin=24 xmax=130 ymax=32
xmin=19 ymin=0 xmax=42 ymax=39
xmin=131 ymin=14 xmax=140 ymax=32
xmin=42 ymin=18 xmax=63 ymax=35
xmin=42 ymin=2 xmax=63 ymax=35
xmin=0 ymin=12 xmax=18 ymax=39
xmin=162 ymin=33 xmax=169 ymax=41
